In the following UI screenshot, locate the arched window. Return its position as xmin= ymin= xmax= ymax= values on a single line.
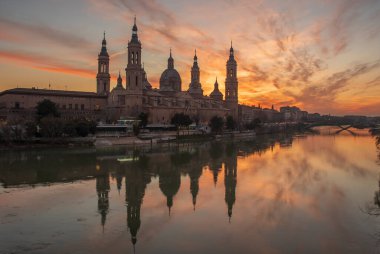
xmin=136 ymin=52 xmax=138 ymax=64
xmin=131 ymin=52 xmax=135 ymax=64
xmin=136 ymin=76 xmax=138 ymax=87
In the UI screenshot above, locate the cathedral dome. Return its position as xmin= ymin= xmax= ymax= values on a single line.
xmin=210 ymin=78 xmax=223 ymax=101
xmin=160 ymin=69 xmax=181 ymax=91
xmin=159 ymin=50 xmax=182 ymax=92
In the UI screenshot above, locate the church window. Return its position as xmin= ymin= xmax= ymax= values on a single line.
xmin=136 ymin=76 xmax=138 ymax=86
xmin=15 ymin=102 xmax=20 ymax=109
xmin=131 ymin=52 xmax=135 ymax=64
xmin=104 ymin=82 xmax=106 ymax=92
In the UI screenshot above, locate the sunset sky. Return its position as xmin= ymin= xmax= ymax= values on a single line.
xmin=0 ymin=0 xmax=379 ymax=116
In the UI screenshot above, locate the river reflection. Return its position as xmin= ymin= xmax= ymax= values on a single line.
xmin=0 ymin=127 xmax=380 ymax=253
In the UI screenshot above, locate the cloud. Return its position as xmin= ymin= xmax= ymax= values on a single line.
xmin=0 ymin=17 xmax=93 ymax=49
xmin=286 ymin=59 xmax=380 ymax=113
xmin=0 ymin=50 xmax=95 ymax=78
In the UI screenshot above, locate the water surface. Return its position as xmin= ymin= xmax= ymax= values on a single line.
xmin=1 ymin=127 xmax=380 ymax=253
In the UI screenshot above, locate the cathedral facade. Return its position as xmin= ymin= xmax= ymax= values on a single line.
xmin=0 ymin=18 xmax=242 ymax=125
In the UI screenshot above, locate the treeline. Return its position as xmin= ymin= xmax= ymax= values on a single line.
xmin=0 ymin=99 xmax=96 ymax=143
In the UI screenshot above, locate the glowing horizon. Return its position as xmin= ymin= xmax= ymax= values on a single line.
xmin=0 ymin=0 xmax=379 ymax=116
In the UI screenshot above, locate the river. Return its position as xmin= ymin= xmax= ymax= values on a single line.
xmin=1 ymin=127 xmax=380 ymax=253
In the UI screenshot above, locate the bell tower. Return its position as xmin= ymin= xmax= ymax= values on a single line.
xmin=225 ymin=42 xmax=238 ymax=119
xmin=188 ymin=49 xmax=203 ymax=97
xmin=125 ymin=17 xmax=145 ymax=116
xmin=125 ymin=17 xmax=144 ymax=92
xmin=96 ymin=32 xmax=110 ymax=95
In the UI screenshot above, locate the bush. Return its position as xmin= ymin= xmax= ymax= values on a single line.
xmin=171 ymin=113 xmax=192 ymax=129
xmin=133 ymin=123 xmax=140 ymax=136
xmin=209 ymin=116 xmax=224 ymax=134
xmin=138 ymin=112 xmax=149 ymax=128
xmin=245 ymin=118 xmax=261 ymax=130
xmin=88 ymin=121 xmax=97 ymax=135
xmin=63 ymin=121 xmax=77 ymax=137
xmin=25 ymin=122 xmax=37 ymax=138
xmin=75 ymin=121 xmax=90 ymax=137
xmin=226 ymin=116 xmax=235 ymax=130
xmin=39 ymin=117 xmax=64 ymax=138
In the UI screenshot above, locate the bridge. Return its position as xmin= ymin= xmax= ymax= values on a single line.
xmin=304 ymin=122 xmax=375 ymax=136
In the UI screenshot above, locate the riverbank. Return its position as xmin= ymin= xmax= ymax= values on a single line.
xmin=0 ymin=137 xmax=95 ymax=150
xmin=0 ymin=122 xmax=310 ymax=149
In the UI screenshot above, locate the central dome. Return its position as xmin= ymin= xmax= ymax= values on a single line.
xmin=159 ymin=50 xmax=182 ymax=92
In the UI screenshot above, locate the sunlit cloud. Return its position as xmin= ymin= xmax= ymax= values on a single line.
xmin=0 ymin=0 xmax=379 ymax=115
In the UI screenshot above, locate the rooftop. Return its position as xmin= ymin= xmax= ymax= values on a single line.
xmin=0 ymin=88 xmax=107 ymax=98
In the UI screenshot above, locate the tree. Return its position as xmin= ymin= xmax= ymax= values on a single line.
xmin=171 ymin=113 xmax=192 ymax=129
xmin=245 ymin=118 xmax=261 ymax=130
xmin=36 ymin=99 xmax=60 ymax=121
xmin=209 ymin=116 xmax=224 ymax=134
xmin=133 ymin=122 xmax=140 ymax=136
xmin=75 ymin=121 xmax=90 ymax=137
xmin=88 ymin=120 xmax=97 ymax=135
xmin=63 ymin=121 xmax=77 ymax=137
xmin=39 ymin=117 xmax=63 ymax=137
xmin=138 ymin=112 xmax=149 ymax=128
xmin=25 ymin=121 xmax=37 ymax=138
xmin=226 ymin=116 xmax=235 ymax=130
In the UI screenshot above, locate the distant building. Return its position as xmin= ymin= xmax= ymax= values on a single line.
xmin=280 ymin=106 xmax=308 ymax=122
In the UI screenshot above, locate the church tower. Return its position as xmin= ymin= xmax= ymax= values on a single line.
xmin=225 ymin=42 xmax=238 ymax=119
xmin=96 ymin=173 xmax=110 ymax=230
xmin=96 ymin=32 xmax=110 ymax=95
xmin=188 ymin=50 xmax=203 ymax=97
xmin=224 ymin=144 xmax=237 ymax=222
xmin=125 ymin=17 xmax=145 ymax=116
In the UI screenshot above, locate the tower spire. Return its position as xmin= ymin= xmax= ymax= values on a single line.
xmin=168 ymin=48 xmax=174 ymax=69
xmin=193 ymin=49 xmax=198 ymax=64
xmin=131 ymin=16 xmax=139 ymax=43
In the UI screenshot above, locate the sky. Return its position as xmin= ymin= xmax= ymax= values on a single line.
xmin=0 ymin=0 xmax=379 ymax=116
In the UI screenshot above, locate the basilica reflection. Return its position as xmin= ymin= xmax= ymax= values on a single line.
xmin=92 ymin=135 xmax=288 ymax=248
xmin=0 ymin=134 xmax=294 ymax=248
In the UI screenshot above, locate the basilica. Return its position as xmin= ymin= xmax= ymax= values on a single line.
xmin=104 ymin=18 xmax=238 ymax=124
xmin=0 ymin=18 xmax=267 ymax=125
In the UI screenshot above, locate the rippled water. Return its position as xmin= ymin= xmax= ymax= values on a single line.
xmin=1 ymin=127 xmax=380 ymax=254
